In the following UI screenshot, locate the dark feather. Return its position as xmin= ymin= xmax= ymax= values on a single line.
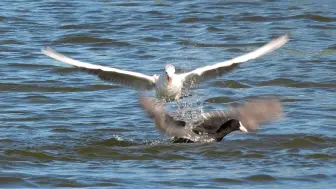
xmin=140 ymin=96 xmax=283 ymax=143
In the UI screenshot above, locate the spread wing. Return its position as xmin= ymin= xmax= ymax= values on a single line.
xmin=227 ymin=97 xmax=283 ymax=131
xmin=180 ymin=34 xmax=289 ymax=88
xmin=139 ymin=96 xmax=198 ymax=139
xmin=41 ymin=47 xmax=156 ymax=90
xmin=197 ymin=97 xmax=283 ymax=132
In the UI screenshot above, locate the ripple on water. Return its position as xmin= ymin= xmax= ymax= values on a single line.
xmin=145 ymin=10 xmax=164 ymax=15
xmin=23 ymin=95 xmax=55 ymax=104
xmin=50 ymin=67 xmax=82 ymax=74
xmin=281 ymin=174 xmax=329 ymax=183
xmin=257 ymin=78 xmax=336 ymax=88
xmin=244 ymin=174 xmax=276 ymax=182
xmin=8 ymin=63 xmax=54 ymax=69
xmin=213 ymin=80 xmax=251 ymax=88
xmin=326 ymin=44 xmax=336 ymax=50
xmin=0 ymin=176 xmax=36 ymax=188
xmin=236 ymin=14 xmax=336 ymax=23
xmin=0 ymin=138 xmax=16 ymax=143
xmin=179 ymin=16 xmax=219 ymax=23
xmin=281 ymin=97 xmax=312 ymax=103
xmin=214 ymin=177 xmax=245 ymax=184
xmin=305 ymin=153 xmax=334 ymax=159
xmin=294 ymin=14 xmax=336 ymax=23
xmin=54 ymin=36 xmax=131 ymax=46
xmin=309 ymin=24 xmax=336 ymax=30
xmin=92 ymin=138 xmax=136 ymax=147
xmin=1 ymin=39 xmax=24 ymax=45
xmin=178 ymin=39 xmax=265 ymax=48
xmin=32 ymin=177 xmax=88 ymax=188
xmin=306 ymin=174 xmax=329 ymax=179
xmin=205 ymin=96 xmax=232 ymax=103
xmin=93 ymin=127 xmax=133 ymax=133
xmin=113 ymin=2 xmax=139 ymax=6
xmin=58 ymin=24 xmax=94 ymax=30
xmin=142 ymin=36 xmax=161 ymax=42
xmin=206 ymin=26 xmax=224 ymax=32
xmin=0 ymin=83 xmax=119 ymax=92
xmin=4 ymin=149 xmax=55 ymax=161
xmin=242 ymin=153 xmax=265 ymax=158
xmin=51 ymin=128 xmax=77 ymax=133
xmin=235 ymin=15 xmax=281 ymax=22
xmin=203 ymin=150 xmax=243 ymax=158
xmin=280 ymin=136 xmax=327 ymax=148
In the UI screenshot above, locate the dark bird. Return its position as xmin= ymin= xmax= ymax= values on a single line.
xmin=140 ymin=96 xmax=283 ymax=143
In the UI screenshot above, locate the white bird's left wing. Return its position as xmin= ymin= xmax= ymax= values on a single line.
xmin=41 ymin=47 xmax=157 ymax=90
xmin=180 ymin=34 xmax=289 ymax=87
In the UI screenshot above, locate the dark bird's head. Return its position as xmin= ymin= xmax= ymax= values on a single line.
xmin=229 ymin=120 xmax=248 ymax=133
xmin=215 ymin=119 xmax=248 ymax=141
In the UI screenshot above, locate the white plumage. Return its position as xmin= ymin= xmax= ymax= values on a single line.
xmin=42 ymin=34 xmax=289 ymax=101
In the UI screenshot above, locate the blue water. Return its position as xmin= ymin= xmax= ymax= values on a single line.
xmin=0 ymin=0 xmax=335 ymax=188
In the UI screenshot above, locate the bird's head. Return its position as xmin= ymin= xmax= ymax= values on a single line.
xmin=164 ymin=64 xmax=175 ymax=84
xmin=231 ymin=120 xmax=248 ymax=133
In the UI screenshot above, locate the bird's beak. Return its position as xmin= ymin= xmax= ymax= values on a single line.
xmin=167 ymin=75 xmax=172 ymax=84
xmin=239 ymin=122 xmax=248 ymax=132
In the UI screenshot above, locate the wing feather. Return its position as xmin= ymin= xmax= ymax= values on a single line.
xmin=227 ymin=98 xmax=283 ymax=131
xmin=181 ymin=34 xmax=289 ymax=87
xmin=42 ymin=47 xmax=156 ymax=90
xmin=199 ymin=98 xmax=283 ymax=132
xmin=194 ymin=111 xmax=232 ymax=134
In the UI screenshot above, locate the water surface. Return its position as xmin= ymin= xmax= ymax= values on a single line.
xmin=1 ymin=0 xmax=335 ymax=188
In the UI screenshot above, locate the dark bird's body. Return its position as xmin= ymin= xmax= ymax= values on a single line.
xmin=171 ymin=119 xmax=245 ymax=143
xmin=140 ymin=97 xmax=283 ymax=143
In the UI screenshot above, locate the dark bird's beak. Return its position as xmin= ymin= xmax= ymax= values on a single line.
xmin=239 ymin=122 xmax=248 ymax=132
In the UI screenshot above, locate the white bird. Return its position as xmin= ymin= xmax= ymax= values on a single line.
xmin=41 ymin=34 xmax=288 ymax=102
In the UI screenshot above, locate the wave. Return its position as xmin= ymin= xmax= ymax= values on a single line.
xmin=54 ymin=36 xmax=131 ymax=47
xmin=235 ymin=14 xmax=335 ymax=23
xmin=257 ymin=78 xmax=336 ymax=88
xmin=0 ymin=83 xmax=119 ymax=92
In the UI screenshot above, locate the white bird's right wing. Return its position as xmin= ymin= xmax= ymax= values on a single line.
xmin=180 ymin=34 xmax=289 ymax=87
xmin=42 ymin=47 xmax=157 ymax=90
